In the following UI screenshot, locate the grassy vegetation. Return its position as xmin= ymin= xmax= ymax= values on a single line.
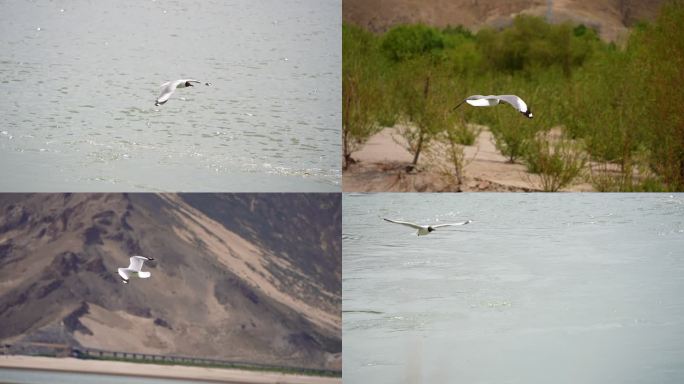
xmin=342 ymin=0 xmax=684 ymax=190
xmin=80 ymin=354 xmax=342 ymax=377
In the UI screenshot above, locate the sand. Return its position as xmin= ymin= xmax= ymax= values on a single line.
xmin=343 ymin=125 xmax=595 ymax=192
xmin=0 ymin=355 xmax=341 ymax=384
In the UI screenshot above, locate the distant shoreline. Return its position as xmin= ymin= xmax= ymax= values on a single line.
xmin=0 ymin=356 xmax=341 ymax=384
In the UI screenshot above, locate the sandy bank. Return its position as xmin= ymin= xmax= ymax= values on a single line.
xmin=343 ymin=126 xmax=595 ymax=192
xmin=0 ymin=355 xmax=341 ymax=384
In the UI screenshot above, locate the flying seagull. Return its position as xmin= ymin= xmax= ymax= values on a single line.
xmin=453 ymin=95 xmax=533 ymax=118
xmin=155 ymin=79 xmax=210 ymax=106
xmin=118 ymin=255 xmax=154 ymax=284
xmin=383 ymin=218 xmax=472 ymax=236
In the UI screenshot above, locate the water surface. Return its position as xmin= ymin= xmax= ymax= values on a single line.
xmin=0 ymin=0 xmax=340 ymax=191
xmin=343 ymin=193 xmax=684 ymax=383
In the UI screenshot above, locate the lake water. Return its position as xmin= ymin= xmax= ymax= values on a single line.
xmin=343 ymin=193 xmax=684 ymax=384
xmin=0 ymin=0 xmax=340 ymax=192
xmin=0 ymin=367 xmax=211 ymax=384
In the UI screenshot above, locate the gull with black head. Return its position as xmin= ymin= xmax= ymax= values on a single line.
xmin=383 ymin=218 xmax=472 ymax=236
xmin=453 ymin=94 xmax=533 ymax=118
xmin=155 ymin=79 xmax=211 ymax=106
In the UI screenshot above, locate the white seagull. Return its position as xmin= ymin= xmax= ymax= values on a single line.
xmin=383 ymin=218 xmax=472 ymax=236
xmin=453 ymin=95 xmax=533 ymax=118
xmin=118 ymin=255 xmax=154 ymax=284
xmin=155 ymin=79 xmax=210 ymax=106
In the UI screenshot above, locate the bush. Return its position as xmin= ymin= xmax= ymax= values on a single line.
xmin=524 ymin=133 xmax=587 ymax=191
xmin=381 ymin=24 xmax=446 ymax=62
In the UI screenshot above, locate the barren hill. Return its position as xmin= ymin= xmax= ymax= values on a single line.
xmin=343 ymin=0 xmax=666 ymax=41
xmin=0 ymin=193 xmax=341 ymax=370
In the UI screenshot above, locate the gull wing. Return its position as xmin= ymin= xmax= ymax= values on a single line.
xmin=431 ymin=220 xmax=472 ymax=228
xmin=454 ymin=95 xmax=499 ymax=110
xmin=383 ymin=218 xmax=423 ymax=230
xmin=128 ymin=256 xmax=144 ymax=271
xmin=118 ymin=268 xmax=131 ymax=280
xmin=465 ymin=95 xmax=499 ymax=107
xmin=496 ymin=95 xmax=532 ymax=118
xmin=156 ymin=80 xmax=184 ymax=105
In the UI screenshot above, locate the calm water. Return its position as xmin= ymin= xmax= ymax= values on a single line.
xmin=0 ymin=368 xmax=212 ymax=384
xmin=343 ymin=193 xmax=684 ymax=384
xmin=0 ymin=0 xmax=340 ymax=192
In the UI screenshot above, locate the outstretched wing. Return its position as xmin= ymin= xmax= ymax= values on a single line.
xmin=452 ymin=98 xmax=468 ymax=111
xmin=454 ymin=95 xmax=499 ymax=110
xmin=128 ymin=256 xmax=144 ymax=271
xmin=156 ymin=87 xmax=175 ymax=105
xmin=496 ymin=95 xmax=532 ymax=118
xmin=465 ymin=95 xmax=499 ymax=107
xmin=118 ymin=268 xmax=131 ymax=280
xmin=156 ymin=80 xmax=183 ymax=105
xmin=431 ymin=220 xmax=472 ymax=229
xmin=383 ymin=218 xmax=423 ymax=230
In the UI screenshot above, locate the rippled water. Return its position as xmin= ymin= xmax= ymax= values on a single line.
xmin=344 ymin=193 xmax=684 ymax=383
xmin=0 ymin=0 xmax=340 ymax=191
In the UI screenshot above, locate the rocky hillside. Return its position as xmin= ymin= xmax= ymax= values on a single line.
xmin=0 ymin=193 xmax=341 ymax=370
xmin=343 ymin=0 xmax=666 ymax=41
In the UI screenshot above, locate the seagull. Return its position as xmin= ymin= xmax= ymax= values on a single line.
xmin=383 ymin=218 xmax=472 ymax=236
xmin=118 ymin=255 xmax=154 ymax=284
xmin=155 ymin=79 xmax=210 ymax=106
xmin=453 ymin=95 xmax=533 ymax=118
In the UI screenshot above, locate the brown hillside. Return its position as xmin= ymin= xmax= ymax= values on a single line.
xmin=343 ymin=0 xmax=666 ymax=41
xmin=0 ymin=193 xmax=341 ymax=370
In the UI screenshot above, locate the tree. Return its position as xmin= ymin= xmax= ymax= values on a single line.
xmin=342 ymin=24 xmax=382 ymax=169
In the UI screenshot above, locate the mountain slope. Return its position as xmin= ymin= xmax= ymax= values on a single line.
xmin=343 ymin=0 xmax=666 ymax=41
xmin=0 ymin=193 xmax=341 ymax=370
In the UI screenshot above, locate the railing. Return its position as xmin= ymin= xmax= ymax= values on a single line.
xmin=72 ymin=347 xmax=341 ymax=377
xmin=2 ymin=343 xmax=341 ymax=377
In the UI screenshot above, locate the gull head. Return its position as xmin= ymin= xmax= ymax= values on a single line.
xmin=185 ymin=81 xmax=194 ymax=87
xmin=427 ymin=226 xmax=434 ymax=232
